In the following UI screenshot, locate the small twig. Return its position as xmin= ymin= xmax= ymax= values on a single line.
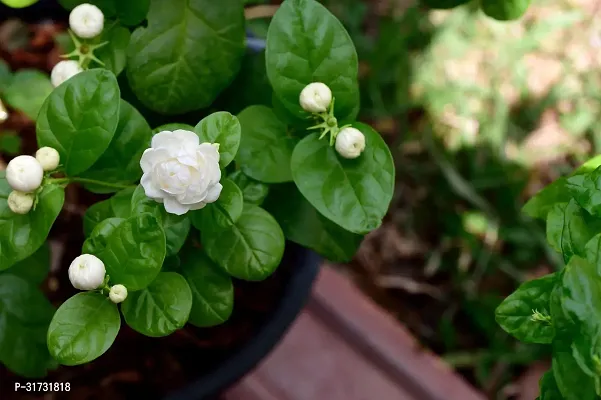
xmin=244 ymin=5 xmax=280 ymax=20
xmin=375 ymin=274 xmax=445 ymax=300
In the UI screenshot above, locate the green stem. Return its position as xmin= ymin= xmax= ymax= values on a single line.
xmin=49 ymin=177 xmax=134 ymax=190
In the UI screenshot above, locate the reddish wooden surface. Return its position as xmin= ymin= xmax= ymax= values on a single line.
xmin=222 ymin=267 xmax=486 ymax=400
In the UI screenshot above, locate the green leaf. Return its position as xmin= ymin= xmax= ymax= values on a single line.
xmin=420 ymin=0 xmax=471 ymax=9
xmin=82 ymin=217 xmax=125 ymax=254
xmin=79 ymin=100 xmax=151 ymax=193
xmin=264 ymin=183 xmax=363 ymax=262
xmin=180 ymin=248 xmax=233 ymax=327
xmin=93 ymin=213 xmax=166 ymax=291
xmin=559 ymin=256 xmax=601 ymax=380
xmin=553 ymin=341 xmax=598 ymax=400
xmin=0 ymin=174 xmax=65 ymax=270
xmin=47 ymin=292 xmax=120 ymax=366
xmin=3 ymin=69 xmax=53 ymax=121
xmin=494 ymin=273 xmax=556 ymax=344
xmin=36 ymin=69 xmax=120 ymax=176
xmin=152 ymin=123 xmax=195 ymax=134
xmin=0 ymin=59 xmax=12 ymax=91
xmin=194 ymin=111 xmax=240 ymax=168
xmin=130 ymin=185 xmax=190 ymax=256
xmin=291 ymin=122 xmax=394 ymax=234
xmin=236 ymin=105 xmax=297 ymax=183
xmin=95 ymin=24 xmax=131 ymax=76
xmin=265 ymin=0 xmax=359 ymax=121
xmin=481 ymin=0 xmax=531 ymax=21
xmin=0 ymin=130 xmax=22 ymax=155
xmin=566 ymin=166 xmax=601 ymax=217
xmin=6 ymin=242 xmax=50 ymax=285
xmin=121 ymin=271 xmax=192 ymax=337
xmin=546 ymin=200 xmax=601 ymax=264
xmin=523 ymin=155 xmax=601 ymax=220
xmin=0 ymin=274 xmax=55 ymax=377
xmin=83 ymin=187 xmax=135 ymax=236
xmin=202 ymin=204 xmax=285 ymax=281
xmin=228 ymin=170 xmax=270 ymax=205
xmin=58 ymin=0 xmax=150 ymax=26
xmin=190 ymin=178 xmax=243 ymax=233
xmin=539 ymin=371 xmax=564 ymax=400
xmin=126 ymin=0 xmax=245 ymax=114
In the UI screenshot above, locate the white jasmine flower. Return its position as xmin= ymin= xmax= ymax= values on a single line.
xmin=50 ymin=60 xmax=83 ymax=87
xmin=68 ymin=254 xmax=106 ymax=291
xmin=6 ymin=155 xmax=44 ymax=193
xmin=7 ymin=191 xmax=34 ymax=214
xmin=335 ymin=127 xmax=366 ymax=159
xmin=140 ymin=129 xmax=223 ymax=216
xmin=299 ymin=82 xmax=332 ymax=113
xmin=109 ymin=284 xmax=127 ymax=303
xmin=69 ymin=3 xmax=104 ymax=39
xmin=35 ymin=147 xmax=60 ymax=171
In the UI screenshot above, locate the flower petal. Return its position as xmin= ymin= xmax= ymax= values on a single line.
xmin=163 ymin=197 xmax=190 ymax=216
xmin=204 ymin=183 xmax=223 ymax=204
xmin=173 ymin=130 xmax=200 ymax=148
xmin=151 ymin=131 xmax=175 ymax=149
xmin=141 ymin=173 xmax=164 ymax=199
xmin=198 ymin=142 xmax=220 ymax=164
xmin=140 ymin=148 xmax=170 ymax=173
xmin=189 ymin=202 xmax=207 ymax=211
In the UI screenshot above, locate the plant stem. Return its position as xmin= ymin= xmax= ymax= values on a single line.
xmin=49 ymin=177 xmax=134 ymax=190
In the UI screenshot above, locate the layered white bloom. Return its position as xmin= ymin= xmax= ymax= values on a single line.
xmin=35 ymin=147 xmax=60 ymax=171
xmin=69 ymin=3 xmax=104 ymax=39
xmin=68 ymin=254 xmax=106 ymax=291
xmin=140 ymin=130 xmax=223 ymax=216
xmin=335 ymin=127 xmax=366 ymax=159
xmin=7 ymin=191 xmax=34 ymax=214
xmin=299 ymin=82 xmax=332 ymax=113
xmin=0 ymin=99 xmax=8 ymax=123
xmin=50 ymin=60 xmax=83 ymax=87
xmin=109 ymin=284 xmax=128 ymax=303
xmin=6 ymin=155 xmax=44 ymax=193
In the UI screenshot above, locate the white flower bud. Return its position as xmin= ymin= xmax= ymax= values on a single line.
xmin=69 ymin=3 xmax=104 ymax=39
xmin=50 ymin=60 xmax=83 ymax=88
xmin=7 ymin=191 xmax=34 ymax=215
xmin=68 ymin=254 xmax=106 ymax=291
xmin=35 ymin=147 xmax=60 ymax=171
xmin=335 ymin=127 xmax=366 ymax=159
xmin=6 ymin=155 xmax=44 ymax=193
xmin=109 ymin=284 xmax=128 ymax=303
xmin=299 ymin=82 xmax=332 ymax=113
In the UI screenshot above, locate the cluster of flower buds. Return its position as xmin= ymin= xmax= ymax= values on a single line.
xmin=299 ymin=82 xmax=366 ymax=159
xmin=5 ymin=147 xmax=60 ymax=214
xmin=68 ymin=254 xmax=128 ymax=303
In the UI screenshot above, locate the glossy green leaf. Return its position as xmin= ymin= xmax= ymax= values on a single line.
xmin=202 ymin=204 xmax=285 ymax=281
xmin=152 ymin=123 xmax=195 ymax=135
xmin=553 ymin=341 xmax=597 ymax=400
xmin=6 ymin=242 xmax=50 ymax=285
xmin=0 ymin=131 xmax=22 ymax=155
xmin=0 ymin=173 xmax=65 ymax=270
xmin=93 ymin=213 xmax=166 ymax=291
xmin=82 ymin=217 xmax=125 ymax=254
xmin=481 ymin=0 xmax=530 ymax=21
xmin=291 ymin=122 xmax=394 ymax=234
xmin=194 ymin=112 xmax=240 ymax=168
xmin=420 ymin=0 xmax=471 ymax=9
xmin=0 ymin=274 xmax=55 ymax=377
xmin=559 ymin=256 xmax=601 ymax=381
xmin=47 ymin=292 xmax=120 ymax=366
xmin=126 ymin=0 xmax=245 ymax=114
xmin=0 ymin=59 xmax=12 ymax=91
xmin=523 ymin=155 xmax=601 ymax=220
xmin=566 ymin=166 xmax=601 ymax=217
xmin=95 ymin=24 xmax=131 ymax=76
xmin=228 ymin=170 xmax=270 ymax=205
xmin=83 ymin=187 xmax=135 ymax=236
xmin=546 ymin=200 xmax=601 ymax=264
xmin=264 ymin=183 xmax=362 ymax=262
xmin=190 ymin=179 xmax=243 ymax=233
xmin=180 ymin=248 xmax=233 ymax=327
xmin=236 ymin=105 xmax=297 ymax=183
xmin=79 ymin=100 xmax=151 ymax=193
xmin=121 ymin=271 xmax=192 ymax=337
xmin=36 ymin=69 xmax=120 ymax=175
xmin=130 ymin=185 xmax=190 ymax=256
xmin=495 ymin=273 xmax=556 ymax=344
xmin=3 ymin=69 xmax=53 ymax=121
xmin=58 ymin=0 xmax=150 ymax=26
xmin=265 ymin=0 xmax=359 ymax=121
xmin=539 ymin=371 xmax=564 ymax=400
